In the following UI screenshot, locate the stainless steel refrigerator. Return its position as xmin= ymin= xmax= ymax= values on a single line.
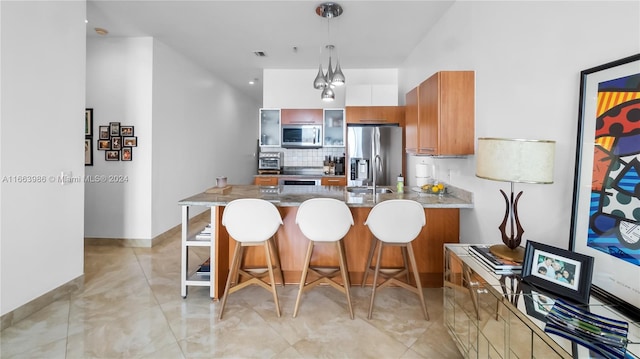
xmin=346 ymin=125 xmax=403 ymax=187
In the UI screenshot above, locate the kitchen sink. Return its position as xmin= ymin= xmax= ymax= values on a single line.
xmin=346 ymin=186 xmax=393 ymax=194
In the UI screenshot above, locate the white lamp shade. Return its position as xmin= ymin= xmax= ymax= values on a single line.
xmin=476 ymin=138 xmax=556 ymax=184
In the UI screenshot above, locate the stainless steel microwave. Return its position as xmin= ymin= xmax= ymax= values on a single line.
xmin=281 ymin=124 xmax=322 ymax=148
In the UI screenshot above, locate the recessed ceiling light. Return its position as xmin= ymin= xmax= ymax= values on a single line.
xmin=94 ymin=27 xmax=108 ymax=36
xmin=253 ymin=51 xmax=266 ymax=57
xmin=249 ymin=78 xmax=259 ymax=85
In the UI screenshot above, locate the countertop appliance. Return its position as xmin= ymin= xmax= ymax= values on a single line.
xmin=282 ymin=124 xmax=322 ymax=148
xmin=258 ymin=152 xmax=283 ymax=171
xmin=347 ymin=124 xmax=403 ymax=187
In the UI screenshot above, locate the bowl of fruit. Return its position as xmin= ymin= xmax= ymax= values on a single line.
xmin=415 ymin=182 xmax=446 ymax=195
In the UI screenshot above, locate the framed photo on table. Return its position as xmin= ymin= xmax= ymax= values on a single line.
xmin=521 ymin=241 xmax=593 ymax=304
xmin=570 ymin=53 xmax=640 ymax=320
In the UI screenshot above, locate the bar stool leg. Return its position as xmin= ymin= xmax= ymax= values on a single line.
xmin=337 ymin=239 xmax=354 ymax=319
xmin=293 ymin=240 xmax=314 ymax=318
xmin=264 ymin=241 xmax=281 ymax=317
xmin=268 ymin=237 xmax=285 ymax=286
xmin=219 ymin=243 xmax=243 ymax=320
xmin=407 ymin=243 xmax=429 ymax=320
xmin=401 ymin=246 xmax=411 ymax=283
xmin=361 ymin=236 xmax=377 ymax=287
xmin=368 ymin=240 xmax=384 ymax=319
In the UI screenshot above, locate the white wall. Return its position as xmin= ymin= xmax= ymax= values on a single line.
xmin=85 ymin=37 xmax=154 ymax=240
xmin=400 ymin=1 xmax=640 ymax=249
xmin=263 ymin=68 xmax=398 ymax=108
xmin=85 ymin=37 xmax=260 ymax=241
xmin=1 ymin=1 xmax=86 ymax=315
xmin=150 ymin=40 xmax=259 ymax=236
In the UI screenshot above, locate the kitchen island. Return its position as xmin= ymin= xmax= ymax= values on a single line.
xmin=179 ymin=184 xmax=473 ymax=298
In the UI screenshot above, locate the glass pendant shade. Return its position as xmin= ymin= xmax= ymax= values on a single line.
xmin=313 ymin=64 xmax=328 ymax=89
xmin=321 ymin=86 xmax=335 ymax=101
xmin=331 ymin=59 xmax=345 ymax=86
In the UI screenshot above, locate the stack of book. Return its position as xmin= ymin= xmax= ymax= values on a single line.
xmin=468 ymin=245 xmax=522 ymax=274
xmin=196 ymin=258 xmax=210 ymax=276
xmin=195 ymin=224 xmax=212 ymax=240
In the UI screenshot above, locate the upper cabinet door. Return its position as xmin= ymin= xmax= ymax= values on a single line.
xmin=259 ymin=108 xmax=281 ymax=147
xmin=345 ymin=106 xmax=405 ymax=126
xmin=281 ymin=109 xmax=323 ymax=125
xmin=323 ymin=108 xmax=345 ymax=147
xmin=406 ymin=71 xmax=475 ymax=156
xmin=404 ymin=87 xmax=419 ymax=153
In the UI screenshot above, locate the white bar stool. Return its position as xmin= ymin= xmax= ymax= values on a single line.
xmin=218 ymin=198 xmax=284 ymax=319
xmin=364 ymin=199 xmax=429 ymax=320
xmin=293 ymin=198 xmax=355 ymax=319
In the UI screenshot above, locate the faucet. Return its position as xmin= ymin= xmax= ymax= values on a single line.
xmin=372 ymin=154 xmax=381 ymax=195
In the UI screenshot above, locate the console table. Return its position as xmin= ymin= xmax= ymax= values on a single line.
xmin=444 ymin=244 xmax=639 ymax=359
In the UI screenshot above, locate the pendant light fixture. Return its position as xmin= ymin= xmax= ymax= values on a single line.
xmin=314 ymin=2 xmax=345 ymax=101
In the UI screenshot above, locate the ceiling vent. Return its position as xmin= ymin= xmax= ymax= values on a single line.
xmin=253 ymin=51 xmax=267 ymax=57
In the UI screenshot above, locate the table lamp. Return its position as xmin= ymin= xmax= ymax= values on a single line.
xmin=476 ymin=138 xmax=556 ymax=262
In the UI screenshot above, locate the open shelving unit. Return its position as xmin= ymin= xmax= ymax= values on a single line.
xmin=180 ymin=205 xmax=216 ymax=298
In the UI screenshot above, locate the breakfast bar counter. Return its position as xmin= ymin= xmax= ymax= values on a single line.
xmin=179 ymin=185 xmax=473 ymax=299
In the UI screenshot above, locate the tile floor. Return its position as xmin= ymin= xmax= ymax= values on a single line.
xmin=0 ymin=232 xmax=463 ymax=358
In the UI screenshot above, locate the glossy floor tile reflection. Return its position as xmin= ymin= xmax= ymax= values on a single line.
xmin=1 ymin=233 xmax=463 ymax=358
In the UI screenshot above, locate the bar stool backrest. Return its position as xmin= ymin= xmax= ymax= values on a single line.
xmin=222 ymin=198 xmax=283 ymax=242
xmin=296 ymin=198 xmax=354 ymax=242
xmin=365 ymin=199 xmax=425 ymax=243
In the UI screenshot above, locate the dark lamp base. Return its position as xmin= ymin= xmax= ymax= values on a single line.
xmin=489 ymin=244 xmax=525 ymax=263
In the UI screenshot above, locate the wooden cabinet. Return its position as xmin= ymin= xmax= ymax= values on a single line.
xmin=323 ymin=108 xmax=345 ymax=147
xmin=281 ymin=109 xmax=323 ymax=125
xmin=406 ymin=71 xmax=474 ymax=156
xmin=345 ymin=106 xmax=405 ymax=126
xmin=254 ymin=176 xmax=278 ymax=186
xmin=405 ymin=87 xmax=419 ymax=153
xmin=321 ymin=176 xmax=346 ymax=186
xmin=259 ymin=108 xmax=281 ymax=147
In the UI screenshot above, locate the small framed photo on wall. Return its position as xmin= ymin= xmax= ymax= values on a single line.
xmin=97 ymin=140 xmax=110 ymax=150
xmin=105 ymin=150 xmax=120 ymax=161
xmin=111 ymin=137 xmax=122 ymax=151
xmin=123 ymin=136 xmax=137 ymax=147
xmin=99 ymin=126 xmax=110 ymax=140
xmin=120 ymin=126 xmax=134 ymax=136
xmin=109 ymin=122 xmax=120 ymax=136
xmin=121 ymin=148 xmax=132 ymax=161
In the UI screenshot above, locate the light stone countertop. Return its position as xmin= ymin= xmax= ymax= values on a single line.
xmin=178 ymin=184 xmax=473 ymax=208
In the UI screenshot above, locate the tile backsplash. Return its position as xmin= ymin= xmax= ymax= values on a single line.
xmin=273 ymin=148 xmax=346 ymax=167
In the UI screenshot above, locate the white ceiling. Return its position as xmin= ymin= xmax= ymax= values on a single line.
xmin=87 ymin=1 xmax=455 ymax=102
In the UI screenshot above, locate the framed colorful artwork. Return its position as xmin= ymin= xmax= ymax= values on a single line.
xmin=569 ymin=53 xmax=640 ymax=319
